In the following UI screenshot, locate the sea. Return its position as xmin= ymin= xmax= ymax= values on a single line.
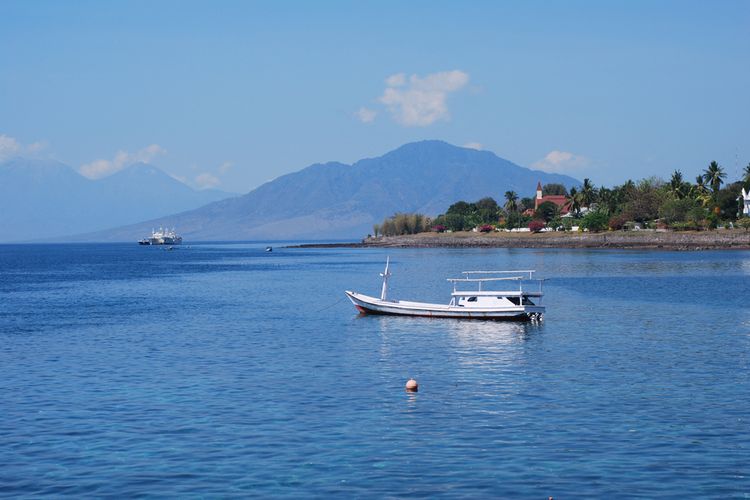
xmin=1 ymin=242 xmax=748 ymax=498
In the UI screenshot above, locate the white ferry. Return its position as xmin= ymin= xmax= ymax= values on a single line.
xmin=345 ymin=259 xmax=545 ymax=321
xmin=138 ymin=227 xmax=183 ymax=245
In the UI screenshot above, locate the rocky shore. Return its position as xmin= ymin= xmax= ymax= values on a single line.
xmin=292 ymin=230 xmax=750 ymax=250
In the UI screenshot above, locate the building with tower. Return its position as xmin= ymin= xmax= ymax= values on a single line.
xmin=533 ymin=182 xmax=571 ymax=214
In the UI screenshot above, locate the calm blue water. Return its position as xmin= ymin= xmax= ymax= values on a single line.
xmin=1 ymin=243 xmax=749 ymax=498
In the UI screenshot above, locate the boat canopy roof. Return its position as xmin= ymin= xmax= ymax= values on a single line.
xmin=448 ymin=276 xmax=524 ymax=282
xmin=450 ymin=290 xmax=543 ymax=297
xmin=447 ymin=269 xmax=544 ymax=296
xmin=462 ymin=270 xmax=536 ymax=275
xmin=448 ymin=270 xmax=543 ymax=283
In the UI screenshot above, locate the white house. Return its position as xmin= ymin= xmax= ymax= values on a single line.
xmin=740 ymin=188 xmax=750 ymax=216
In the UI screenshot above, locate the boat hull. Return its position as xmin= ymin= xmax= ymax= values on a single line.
xmin=345 ymin=291 xmax=544 ymax=321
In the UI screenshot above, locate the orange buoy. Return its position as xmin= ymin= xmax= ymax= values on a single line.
xmin=405 ymin=379 xmax=418 ymax=392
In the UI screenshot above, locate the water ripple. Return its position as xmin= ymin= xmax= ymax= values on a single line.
xmin=0 ymin=244 xmax=749 ymax=497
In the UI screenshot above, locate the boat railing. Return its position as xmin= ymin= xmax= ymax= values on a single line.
xmin=462 ymin=270 xmax=536 ymax=279
xmin=448 ymin=271 xmax=544 ymax=294
xmin=447 ymin=276 xmax=524 ymax=282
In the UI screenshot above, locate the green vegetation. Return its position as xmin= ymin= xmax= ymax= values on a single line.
xmin=373 ymin=161 xmax=750 ymax=236
xmin=373 ymin=213 xmax=430 ymax=237
xmin=580 ymin=210 xmax=609 ymax=232
xmin=369 ymin=160 xmax=750 ymax=238
xmin=542 ymin=183 xmax=567 ymax=196
xmin=534 ymin=201 xmax=559 ymax=222
xmin=430 ymin=197 xmax=502 ymax=232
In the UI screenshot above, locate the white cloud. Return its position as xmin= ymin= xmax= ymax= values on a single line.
xmin=169 ymin=173 xmax=189 ymax=185
xmin=0 ymin=134 xmax=47 ymax=161
xmin=0 ymin=135 xmax=21 ymax=161
xmin=79 ymin=144 xmax=167 ymax=179
xmin=464 ymin=142 xmax=482 ymax=150
xmin=356 ymin=107 xmax=377 ymax=123
xmin=27 ymin=141 xmax=47 ymax=154
xmin=177 ymin=161 xmax=233 ymax=189
xmin=136 ymin=144 xmax=166 ymax=161
xmin=532 ymin=150 xmax=589 ymax=173
xmin=378 ymin=70 xmax=469 ymax=127
xmin=195 ymin=172 xmax=220 ymax=189
xmin=385 ymin=73 xmax=406 ymax=87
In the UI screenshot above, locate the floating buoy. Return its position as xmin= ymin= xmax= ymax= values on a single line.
xmin=405 ymin=379 xmax=418 ymax=392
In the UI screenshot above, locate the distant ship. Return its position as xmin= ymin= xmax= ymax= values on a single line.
xmin=138 ymin=227 xmax=183 ymax=245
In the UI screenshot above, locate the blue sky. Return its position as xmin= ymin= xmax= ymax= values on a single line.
xmin=1 ymin=0 xmax=748 ymax=193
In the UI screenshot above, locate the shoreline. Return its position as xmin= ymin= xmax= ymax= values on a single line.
xmin=289 ymin=229 xmax=750 ymax=250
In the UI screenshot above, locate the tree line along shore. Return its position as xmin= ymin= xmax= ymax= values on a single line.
xmin=363 ymin=161 xmax=750 ymax=249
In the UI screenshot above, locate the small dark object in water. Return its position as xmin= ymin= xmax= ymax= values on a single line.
xmin=265 ymin=246 xmax=273 ymax=252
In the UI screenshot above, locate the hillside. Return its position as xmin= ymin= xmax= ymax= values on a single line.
xmin=0 ymin=159 xmax=236 ymax=242
xmin=74 ymin=141 xmax=580 ymax=241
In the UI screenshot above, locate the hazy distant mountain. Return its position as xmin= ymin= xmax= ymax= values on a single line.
xmin=77 ymin=140 xmax=580 ymax=242
xmin=0 ymin=158 xmax=236 ymax=242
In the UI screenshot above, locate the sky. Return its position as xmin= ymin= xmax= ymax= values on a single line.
xmin=1 ymin=0 xmax=748 ymax=193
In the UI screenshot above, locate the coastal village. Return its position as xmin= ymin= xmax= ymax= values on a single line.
xmin=371 ymin=162 xmax=750 ymax=244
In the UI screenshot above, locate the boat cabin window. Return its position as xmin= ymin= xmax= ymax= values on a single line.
xmin=467 ymin=296 xmax=477 ymax=302
xmin=506 ymin=297 xmax=535 ymax=306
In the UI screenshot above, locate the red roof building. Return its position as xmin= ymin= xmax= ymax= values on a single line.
xmin=533 ymin=182 xmax=570 ymax=214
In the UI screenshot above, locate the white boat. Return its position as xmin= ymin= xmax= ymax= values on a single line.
xmin=345 ymin=258 xmax=545 ymax=321
xmin=138 ymin=227 xmax=183 ymax=245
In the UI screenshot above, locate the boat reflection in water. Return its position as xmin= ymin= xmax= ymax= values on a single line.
xmin=447 ymin=319 xmax=536 ymax=347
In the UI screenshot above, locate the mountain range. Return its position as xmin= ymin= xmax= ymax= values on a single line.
xmin=69 ymin=140 xmax=581 ymax=242
xmin=0 ymin=159 xmax=236 ymax=242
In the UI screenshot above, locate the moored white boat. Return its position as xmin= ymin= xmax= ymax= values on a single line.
xmin=345 ymin=258 xmax=545 ymax=321
xmin=138 ymin=227 xmax=183 ymax=245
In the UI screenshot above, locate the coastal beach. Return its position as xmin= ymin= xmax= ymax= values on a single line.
xmin=295 ymin=230 xmax=750 ymax=251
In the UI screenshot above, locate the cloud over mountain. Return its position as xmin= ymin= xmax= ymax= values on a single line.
xmin=533 ymin=150 xmax=590 ymax=174
xmin=0 ymin=134 xmax=46 ymax=161
xmin=79 ymin=144 xmax=167 ymax=179
xmin=377 ymin=70 xmax=469 ymax=126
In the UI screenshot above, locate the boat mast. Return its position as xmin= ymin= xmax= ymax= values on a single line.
xmin=380 ymin=257 xmax=391 ymax=300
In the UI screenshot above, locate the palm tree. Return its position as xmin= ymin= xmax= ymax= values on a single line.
xmin=503 ymin=190 xmax=520 ymax=229
xmin=504 ymin=190 xmax=518 ymax=212
xmin=580 ymin=178 xmax=597 ymax=207
xmin=694 ymin=174 xmax=707 ymax=192
xmin=669 ymin=170 xmax=686 ymax=199
xmin=598 ymin=186 xmax=615 ymax=213
xmin=692 ymin=175 xmax=712 ymax=208
xmin=566 ymin=187 xmax=582 ymax=216
xmin=703 ymin=161 xmax=726 ymax=193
